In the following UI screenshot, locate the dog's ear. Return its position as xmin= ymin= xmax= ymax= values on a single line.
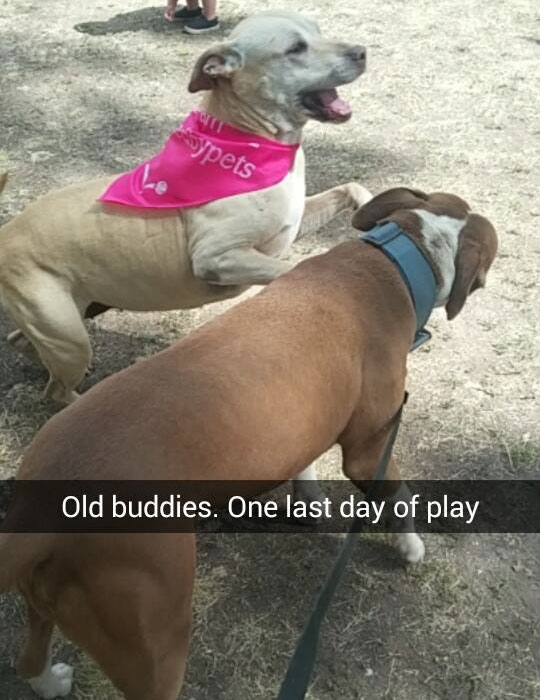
xmin=351 ymin=187 xmax=429 ymax=231
xmin=188 ymin=43 xmax=244 ymax=93
xmin=445 ymin=214 xmax=498 ymax=320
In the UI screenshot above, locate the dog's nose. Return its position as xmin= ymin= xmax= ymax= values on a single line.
xmin=347 ymin=45 xmax=367 ymax=65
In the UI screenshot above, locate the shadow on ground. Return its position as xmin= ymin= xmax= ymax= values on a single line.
xmin=0 ymin=309 xmax=176 ymax=439
xmin=73 ymin=6 xmax=247 ymax=36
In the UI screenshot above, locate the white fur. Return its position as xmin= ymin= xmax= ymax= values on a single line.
xmin=414 ymin=209 xmax=466 ymax=305
xmin=29 ymin=660 xmax=73 ymax=699
xmin=395 ymin=532 xmax=425 ymax=563
xmin=294 ymin=464 xmax=318 ymax=483
xmin=293 ymin=464 xmax=326 ymax=505
xmin=258 ymin=153 xmax=307 ymax=257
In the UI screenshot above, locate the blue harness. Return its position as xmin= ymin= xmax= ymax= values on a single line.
xmin=359 ymin=221 xmax=437 ymax=350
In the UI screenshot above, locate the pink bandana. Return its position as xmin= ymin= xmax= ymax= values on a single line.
xmin=99 ymin=111 xmax=300 ymax=209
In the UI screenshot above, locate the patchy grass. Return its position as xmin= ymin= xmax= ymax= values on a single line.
xmin=508 ymin=439 xmax=539 ymax=473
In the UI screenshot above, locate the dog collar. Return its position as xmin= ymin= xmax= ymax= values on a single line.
xmin=359 ymin=221 xmax=437 ymax=350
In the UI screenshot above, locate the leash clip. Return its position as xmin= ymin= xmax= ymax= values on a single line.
xmin=411 ymin=328 xmax=432 ymax=352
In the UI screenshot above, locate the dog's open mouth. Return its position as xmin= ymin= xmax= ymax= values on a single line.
xmin=301 ymin=88 xmax=353 ymax=123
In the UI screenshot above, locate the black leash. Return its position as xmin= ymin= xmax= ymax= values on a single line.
xmin=276 ymin=392 xmax=408 ymax=700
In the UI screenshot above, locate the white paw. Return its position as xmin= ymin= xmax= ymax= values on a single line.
xmin=291 ymin=486 xmax=327 ymax=524
xmin=293 ymin=485 xmax=327 ymax=505
xmin=395 ymin=532 xmax=425 ymax=564
xmin=30 ymin=662 xmax=73 ymax=699
xmin=348 ymin=182 xmax=373 ymax=209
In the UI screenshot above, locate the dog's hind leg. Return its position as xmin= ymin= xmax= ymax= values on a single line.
xmin=2 ymin=275 xmax=91 ymax=404
xmin=7 ymin=328 xmax=40 ymax=363
xmin=17 ymin=601 xmax=54 ymax=679
xmin=54 ymin=534 xmax=195 ymax=700
xmin=17 ymin=601 xmax=73 ymax=699
xmin=7 ymin=301 xmax=110 ymax=363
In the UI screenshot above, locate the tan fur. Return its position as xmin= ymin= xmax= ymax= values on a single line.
xmin=0 ymin=10 xmax=370 ymax=405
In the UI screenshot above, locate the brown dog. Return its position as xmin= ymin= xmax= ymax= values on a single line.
xmin=0 ymin=187 xmax=497 ymax=700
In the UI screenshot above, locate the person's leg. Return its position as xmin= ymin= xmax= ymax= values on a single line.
xmin=165 ymin=0 xmax=201 ymax=22
xmin=164 ymin=1 xmax=178 ymax=21
xmin=201 ymin=0 xmax=217 ymax=20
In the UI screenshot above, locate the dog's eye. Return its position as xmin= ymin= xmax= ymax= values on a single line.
xmin=287 ymin=40 xmax=308 ymax=56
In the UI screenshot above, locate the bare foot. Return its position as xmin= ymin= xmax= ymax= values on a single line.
xmin=164 ymin=0 xmax=179 ymax=22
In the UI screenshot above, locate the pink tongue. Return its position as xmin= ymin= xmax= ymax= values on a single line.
xmin=319 ymin=88 xmax=352 ymax=116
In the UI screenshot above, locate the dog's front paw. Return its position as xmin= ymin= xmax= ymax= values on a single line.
xmin=29 ymin=662 xmax=73 ymax=699
xmin=346 ymin=183 xmax=373 ymax=210
xmin=395 ymin=532 xmax=425 ymax=564
xmin=291 ymin=483 xmax=327 ymax=524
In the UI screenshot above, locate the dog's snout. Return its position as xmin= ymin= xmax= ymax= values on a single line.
xmin=347 ymin=45 xmax=366 ymax=65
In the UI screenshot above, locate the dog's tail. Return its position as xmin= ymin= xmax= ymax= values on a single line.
xmin=0 ymin=173 xmax=7 ymax=197
xmin=0 ymin=531 xmax=53 ymax=593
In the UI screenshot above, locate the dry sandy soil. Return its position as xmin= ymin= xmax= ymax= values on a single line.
xmin=0 ymin=1 xmax=539 ymax=699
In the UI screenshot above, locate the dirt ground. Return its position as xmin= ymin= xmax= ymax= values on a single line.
xmin=0 ymin=0 xmax=539 ymax=698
